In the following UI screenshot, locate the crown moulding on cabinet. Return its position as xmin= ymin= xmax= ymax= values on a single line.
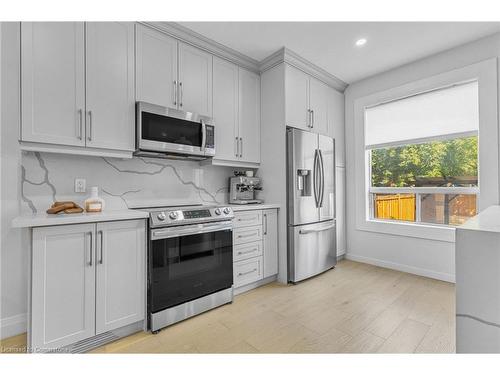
xmin=142 ymin=22 xmax=347 ymax=93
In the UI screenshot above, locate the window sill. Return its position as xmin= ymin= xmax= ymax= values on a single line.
xmin=356 ymin=218 xmax=456 ymax=243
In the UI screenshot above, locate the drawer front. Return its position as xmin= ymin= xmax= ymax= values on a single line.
xmin=233 ymin=210 xmax=262 ymax=228
xmin=234 ymin=241 xmax=263 ymax=262
xmin=233 ymin=225 xmax=263 ymax=245
xmin=234 ymin=257 xmax=263 ymax=288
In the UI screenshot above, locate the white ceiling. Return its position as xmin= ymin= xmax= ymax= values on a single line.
xmin=179 ymin=22 xmax=500 ymax=83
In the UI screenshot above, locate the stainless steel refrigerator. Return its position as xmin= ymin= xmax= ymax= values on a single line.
xmin=287 ymin=127 xmax=337 ymax=283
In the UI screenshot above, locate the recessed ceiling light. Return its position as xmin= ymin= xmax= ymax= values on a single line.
xmin=355 ymin=38 xmax=367 ymax=47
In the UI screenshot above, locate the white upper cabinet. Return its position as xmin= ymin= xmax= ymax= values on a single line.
xmin=238 ymin=68 xmax=261 ymax=164
xmin=135 ymin=24 xmax=178 ymax=108
xmin=213 ymin=57 xmax=239 ymax=161
xmin=95 ymin=220 xmax=145 ymax=335
xmin=21 ymin=22 xmax=86 ymax=146
xmin=309 ymin=77 xmax=329 ymax=135
xmin=85 ymin=22 xmax=135 ymax=151
xmin=31 ymin=223 xmax=96 ymax=350
xmin=178 ymin=42 xmax=213 ymax=117
xmin=328 ymin=88 xmax=345 ymax=167
xmin=285 ymin=64 xmax=310 ymax=130
xmin=20 ymin=22 xmax=135 ymax=155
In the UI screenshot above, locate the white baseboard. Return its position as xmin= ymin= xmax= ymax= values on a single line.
xmin=0 ymin=313 xmax=27 ymax=339
xmin=345 ymin=253 xmax=455 ymax=283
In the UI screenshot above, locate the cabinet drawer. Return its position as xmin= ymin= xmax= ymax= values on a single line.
xmin=234 ymin=257 xmax=263 ymax=288
xmin=234 ymin=241 xmax=263 ymax=262
xmin=233 ymin=210 xmax=262 ymax=228
xmin=233 ymin=225 xmax=262 ymax=245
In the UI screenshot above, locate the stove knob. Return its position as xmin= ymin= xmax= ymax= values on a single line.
xmin=223 ymin=207 xmax=231 ymax=215
xmin=214 ymin=208 xmax=221 ymax=215
xmin=169 ymin=211 xmax=178 ymax=220
xmin=157 ymin=212 xmax=166 ymax=221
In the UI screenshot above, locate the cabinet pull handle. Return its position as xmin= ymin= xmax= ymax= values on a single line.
xmin=239 ymin=137 xmax=243 ymax=157
xmin=237 ymin=248 xmax=258 ymax=255
xmin=311 ymin=110 xmax=314 ymax=128
xmin=307 ymin=109 xmax=311 ymax=128
xmin=87 ymin=110 xmax=93 ymax=141
xmin=235 ymin=137 xmax=239 ymax=157
xmin=264 ymin=213 xmax=268 ymax=235
xmin=77 ymin=109 xmax=83 ymax=140
xmin=179 ymin=82 xmax=183 ymax=107
xmin=238 ymin=233 xmax=256 ymax=238
xmin=173 ymin=80 xmax=177 ymax=106
xmin=99 ymin=230 xmax=104 ymax=264
xmin=88 ymin=231 xmax=93 ymax=266
xmin=238 ymin=269 xmax=257 ymax=277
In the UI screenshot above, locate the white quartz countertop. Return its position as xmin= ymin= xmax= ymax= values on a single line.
xmin=228 ymin=203 xmax=280 ymax=212
xmin=12 ymin=209 xmax=149 ymax=228
xmin=459 ymin=205 xmax=500 ymax=233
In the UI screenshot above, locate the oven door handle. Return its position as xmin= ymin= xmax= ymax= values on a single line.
xmin=151 ymin=221 xmax=233 ymax=239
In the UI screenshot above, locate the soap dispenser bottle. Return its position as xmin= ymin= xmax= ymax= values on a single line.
xmin=85 ymin=186 xmax=105 ymax=212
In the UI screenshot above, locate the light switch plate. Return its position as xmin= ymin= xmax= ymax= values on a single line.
xmin=75 ymin=178 xmax=86 ymax=193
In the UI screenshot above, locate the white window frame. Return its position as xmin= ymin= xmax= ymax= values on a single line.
xmin=354 ymin=59 xmax=498 ymax=243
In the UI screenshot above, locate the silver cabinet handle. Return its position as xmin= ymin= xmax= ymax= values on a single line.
xmin=88 ymin=231 xmax=93 ymax=266
xmin=238 ymin=269 xmax=257 ymax=277
xmin=87 ymin=110 xmax=93 ymax=141
xmin=173 ymin=80 xmax=177 ymax=106
xmin=99 ymin=230 xmax=104 ymax=264
xmin=237 ymin=248 xmax=258 ymax=255
xmin=77 ymin=109 xmax=83 ymax=139
xmin=307 ymin=109 xmax=311 ymax=128
xmin=235 ymin=137 xmax=239 ymax=157
xmin=311 ymin=110 xmax=314 ymax=128
xmin=239 ymin=137 xmax=243 ymax=158
xmin=237 ymin=232 xmax=256 ymax=238
xmin=179 ymin=82 xmax=183 ymax=107
xmin=264 ymin=213 xmax=268 ymax=235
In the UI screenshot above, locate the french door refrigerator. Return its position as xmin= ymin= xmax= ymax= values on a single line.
xmin=287 ymin=127 xmax=337 ymax=283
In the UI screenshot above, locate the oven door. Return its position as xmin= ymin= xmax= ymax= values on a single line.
xmin=149 ymin=221 xmax=233 ymax=313
xmin=137 ymin=101 xmax=214 ymax=157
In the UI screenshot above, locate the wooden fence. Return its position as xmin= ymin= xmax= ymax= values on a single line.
xmin=375 ymin=194 xmax=416 ymax=222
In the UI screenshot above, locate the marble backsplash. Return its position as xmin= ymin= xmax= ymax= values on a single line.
xmin=20 ymin=151 xmax=239 ymax=214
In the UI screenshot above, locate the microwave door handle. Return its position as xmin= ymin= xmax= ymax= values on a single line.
xmin=201 ymin=120 xmax=206 ymax=152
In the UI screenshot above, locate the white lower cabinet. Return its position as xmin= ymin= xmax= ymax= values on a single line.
xmin=31 ymin=219 xmax=146 ymax=350
xmin=232 ymin=209 xmax=278 ymax=291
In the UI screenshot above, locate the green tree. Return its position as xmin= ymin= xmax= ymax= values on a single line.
xmin=371 ymin=136 xmax=478 ymax=187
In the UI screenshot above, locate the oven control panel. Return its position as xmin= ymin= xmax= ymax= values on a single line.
xmin=150 ymin=206 xmax=234 ymax=227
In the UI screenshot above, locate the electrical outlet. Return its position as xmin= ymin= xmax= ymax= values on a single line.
xmin=75 ymin=178 xmax=86 ymax=193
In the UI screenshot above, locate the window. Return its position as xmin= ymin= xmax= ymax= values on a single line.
xmin=364 ymin=81 xmax=479 ymax=227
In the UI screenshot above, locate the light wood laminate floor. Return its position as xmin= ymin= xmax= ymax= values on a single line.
xmin=0 ymin=260 xmax=455 ymax=354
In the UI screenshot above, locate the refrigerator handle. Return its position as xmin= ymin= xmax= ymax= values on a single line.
xmin=313 ymin=149 xmax=320 ymax=208
xmin=319 ymin=149 xmax=325 ymax=207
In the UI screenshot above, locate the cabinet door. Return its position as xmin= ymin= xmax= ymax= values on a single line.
xmin=335 ymin=167 xmax=346 ymax=256
xmin=285 ymin=64 xmax=310 ymax=130
xmin=309 ymin=77 xmax=329 ymax=135
xmin=178 ymin=42 xmax=213 ymax=116
xmin=263 ymin=209 xmax=279 ymax=278
xmin=31 ymin=224 xmax=95 ymax=350
xmin=95 ymin=220 xmax=146 ymax=334
xmin=136 ymin=24 xmax=178 ymax=109
xmin=85 ymin=22 xmax=135 ymax=151
xmin=238 ymin=68 xmax=261 ymax=163
xmin=21 ymin=22 xmax=85 ymax=146
xmin=213 ymin=57 xmax=239 ymax=161
xmin=328 ymin=88 xmax=345 ymax=167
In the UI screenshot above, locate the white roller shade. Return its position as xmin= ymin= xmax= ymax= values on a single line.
xmin=365 ymin=81 xmax=479 ymax=150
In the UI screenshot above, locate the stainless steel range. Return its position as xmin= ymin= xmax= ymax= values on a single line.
xmin=140 ymin=205 xmax=234 ymax=333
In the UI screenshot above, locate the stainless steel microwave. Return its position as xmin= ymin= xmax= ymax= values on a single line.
xmin=136 ymin=101 xmax=215 ymax=160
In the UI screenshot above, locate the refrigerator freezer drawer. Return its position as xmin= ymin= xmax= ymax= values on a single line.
xmin=288 ymin=220 xmax=337 ymax=283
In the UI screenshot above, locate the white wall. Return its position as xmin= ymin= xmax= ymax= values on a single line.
xmin=0 ymin=23 xmax=240 ymax=339
xmin=345 ymin=33 xmax=500 ymax=282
